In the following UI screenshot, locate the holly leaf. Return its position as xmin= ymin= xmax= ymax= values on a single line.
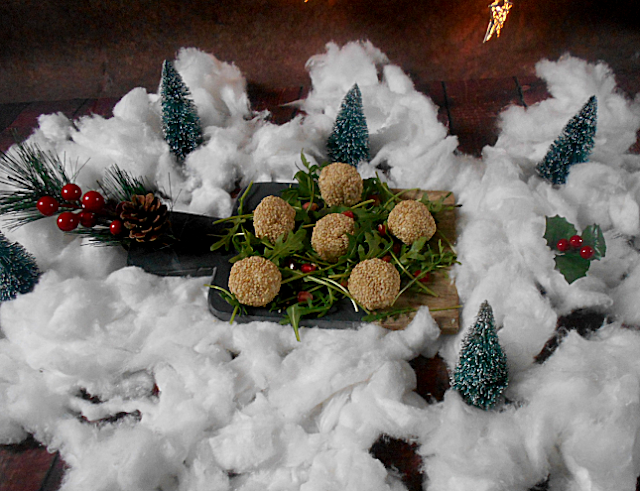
xmin=554 ymin=253 xmax=590 ymax=284
xmin=544 ymin=215 xmax=577 ymax=250
xmin=582 ymin=224 xmax=606 ymax=260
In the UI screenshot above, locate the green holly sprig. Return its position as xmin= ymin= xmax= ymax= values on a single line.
xmin=544 ymin=215 xmax=605 ymax=284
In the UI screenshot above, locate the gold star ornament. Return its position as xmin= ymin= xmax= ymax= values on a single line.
xmin=483 ymin=0 xmax=513 ymax=43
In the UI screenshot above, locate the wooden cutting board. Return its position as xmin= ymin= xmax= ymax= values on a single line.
xmin=379 ymin=189 xmax=459 ymax=334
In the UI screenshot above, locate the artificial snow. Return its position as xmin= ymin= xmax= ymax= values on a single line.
xmin=1 ymin=42 xmax=640 ymax=491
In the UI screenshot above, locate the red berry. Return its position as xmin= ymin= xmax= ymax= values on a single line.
xmin=377 ymin=224 xmax=387 ymax=236
xmin=297 ymin=291 xmax=313 ymax=303
xmin=286 ymin=259 xmax=297 ymax=270
xmin=110 ymin=219 xmax=123 ymax=236
xmin=61 ymin=183 xmax=82 ymax=201
xmin=580 ymin=246 xmax=595 ymax=260
xmin=382 ymin=255 xmax=392 ymax=262
xmin=556 ymin=238 xmax=570 ymax=252
xmin=36 ymin=196 xmax=59 ymax=216
xmin=569 ymin=235 xmax=583 ymax=249
xmin=393 ymin=243 xmax=402 ymax=255
xmin=57 ymin=211 xmax=79 ymax=231
xmin=82 ymin=191 xmax=105 ymax=212
xmin=302 ymin=202 xmax=318 ymax=212
xmin=367 ymin=195 xmax=381 ymax=206
xmin=342 ymin=210 xmax=355 ymax=219
xmin=79 ymin=211 xmax=97 ymax=228
xmin=300 ymin=263 xmax=317 ymax=274
xmin=413 ymin=270 xmax=431 ymax=283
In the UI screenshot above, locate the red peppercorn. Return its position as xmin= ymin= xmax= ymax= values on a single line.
xmin=302 ymin=202 xmax=318 ymax=212
xmin=342 ymin=210 xmax=355 ymax=219
xmin=297 ymin=291 xmax=313 ymax=303
xmin=61 ymin=183 xmax=82 ymax=201
xmin=382 ymin=255 xmax=392 ymax=262
xmin=36 ymin=196 xmax=59 ymax=216
xmin=580 ymin=245 xmax=595 ymax=260
xmin=300 ymin=263 xmax=317 ymax=274
xmin=393 ymin=243 xmax=402 ymax=255
xmin=377 ymin=224 xmax=387 ymax=236
xmin=110 ymin=219 xmax=123 ymax=236
xmin=366 ymin=195 xmax=381 ymax=206
xmin=413 ymin=270 xmax=431 ymax=283
xmin=57 ymin=211 xmax=80 ymax=231
xmin=569 ymin=235 xmax=583 ymax=249
xmin=556 ymin=238 xmax=570 ymax=252
xmin=79 ymin=211 xmax=97 ymax=228
xmin=82 ymin=190 xmax=105 ymax=212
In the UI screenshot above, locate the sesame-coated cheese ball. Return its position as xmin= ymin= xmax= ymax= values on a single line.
xmin=228 ymin=256 xmax=282 ymax=307
xmin=311 ymin=213 xmax=355 ymax=262
xmin=348 ymin=258 xmax=401 ymax=310
xmin=387 ymin=200 xmax=436 ymax=245
xmin=318 ymin=162 xmax=363 ymax=207
xmin=253 ymin=195 xmax=296 ymax=243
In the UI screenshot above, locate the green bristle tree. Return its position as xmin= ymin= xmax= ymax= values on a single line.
xmin=327 ymin=84 xmax=370 ymax=167
xmin=160 ymin=60 xmax=204 ymax=164
xmin=0 ymin=233 xmax=40 ymax=302
xmin=451 ymin=301 xmax=508 ymax=410
xmin=536 ymin=95 xmax=598 ymax=185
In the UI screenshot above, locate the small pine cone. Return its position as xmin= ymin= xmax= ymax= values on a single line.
xmin=118 ymin=193 xmax=170 ymax=242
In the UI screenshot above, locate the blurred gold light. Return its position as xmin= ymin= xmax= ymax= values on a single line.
xmin=483 ymin=0 xmax=513 ymax=43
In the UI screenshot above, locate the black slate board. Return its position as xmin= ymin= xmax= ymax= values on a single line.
xmin=206 ymin=182 xmax=366 ymax=329
xmin=126 ymin=211 xmax=232 ymax=277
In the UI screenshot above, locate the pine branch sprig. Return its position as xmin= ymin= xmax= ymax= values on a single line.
xmin=0 ymin=143 xmax=74 ymax=229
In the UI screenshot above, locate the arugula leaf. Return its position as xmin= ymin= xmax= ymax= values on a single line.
xmin=263 ymin=228 xmax=307 ymax=266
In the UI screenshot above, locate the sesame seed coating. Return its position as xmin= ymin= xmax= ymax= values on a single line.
xmin=253 ymin=195 xmax=296 ymax=243
xmin=311 ymin=213 xmax=355 ymax=262
xmin=318 ymin=162 xmax=363 ymax=207
xmin=387 ymin=200 xmax=436 ymax=245
xmin=348 ymin=258 xmax=401 ymax=310
xmin=228 ymin=256 xmax=282 ymax=307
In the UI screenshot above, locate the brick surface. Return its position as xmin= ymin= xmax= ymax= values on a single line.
xmin=0 ymin=100 xmax=86 ymax=151
xmin=416 ymin=81 xmax=449 ymax=129
xmin=517 ymin=76 xmax=551 ymax=108
xmin=443 ymin=77 xmax=521 ymax=156
xmin=248 ymin=84 xmax=306 ymax=125
xmin=0 ymin=437 xmax=56 ymax=491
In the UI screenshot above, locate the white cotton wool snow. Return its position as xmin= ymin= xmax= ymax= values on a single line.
xmin=513 ymin=327 xmax=640 ymax=490
xmin=173 ymin=47 xmax=250 ymax=127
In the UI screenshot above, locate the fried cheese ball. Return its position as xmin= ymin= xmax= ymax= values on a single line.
xmin=387 ymin=199 xmax=436 ymax=245
xmin=318 ymin=162 xmax=363 ymax=207
xmin=228 ymin=256 xmax=282 ymax=307
xmin=348 ymin=258 xmax=401 ymax=310
xmin=253 ymin=195 xmax=296 ymax=243
xmin=311 ymin=213 xmax=355 ymax=262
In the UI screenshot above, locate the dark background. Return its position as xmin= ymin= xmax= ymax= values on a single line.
xmin=1 ymin=0 xmax=639 ymax=103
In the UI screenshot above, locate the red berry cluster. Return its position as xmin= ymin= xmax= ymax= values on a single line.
xmin=556 ymin=234 xmax=594 ymax=259
xmin=36 ymin=184 xmax=124 ymax=236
